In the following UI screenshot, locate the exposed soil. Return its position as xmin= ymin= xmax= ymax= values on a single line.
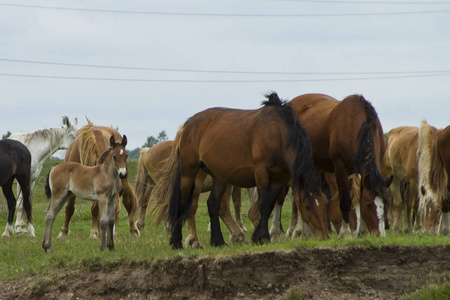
xmin=1 ymin=245 xmax=449 ymax=300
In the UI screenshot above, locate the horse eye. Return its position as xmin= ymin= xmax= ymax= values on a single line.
xmin=305 ymin=205 xmax=311 ymax=211
xmin=366 ymin=204 xmax=372 ymax=209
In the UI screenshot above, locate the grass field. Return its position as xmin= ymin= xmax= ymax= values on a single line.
xmin=1 ymin=158 xmax=450 ymax=298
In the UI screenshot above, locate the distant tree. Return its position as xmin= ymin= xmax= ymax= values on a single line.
xmin=128 ymin=147 xmax=141 ymax=160
xmin=2 ymin=131 xmax=11 ymax=139
xmin=143 ymin=130 xmax=168 ymax=148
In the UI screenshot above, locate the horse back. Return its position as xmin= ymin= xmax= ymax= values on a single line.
xmin=384 ymin=126 xmax=419 ymax=179
xmin=0 ymin=140 xmax=31 ymax=183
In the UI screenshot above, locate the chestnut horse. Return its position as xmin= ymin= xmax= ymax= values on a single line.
xmin=135 ymin=140 xmax=246 ymax=248
xmin=287 ymin=93 xmax=391 ymax=237
xmin=151 ymin=92 xmax=329 ymax=249
xmin=57 ymin=119 xmax=139 ymax=238
xmin=417 ymin=120 xmax=450 ymax=235
xmin=43 ymin=136 xmax=128 ymax=252
xmin=0 ymin=139 xmax=33 ymax=238
xmin=383 ymin=126 xmax=420 ymax=232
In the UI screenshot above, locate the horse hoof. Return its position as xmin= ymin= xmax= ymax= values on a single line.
xmin=130 ymin=229 xmax=140 ymax=237
xmin=90 ymin=232 xmax=99 ymax=239
xmin=57 ymin=231 xmax=70 ymax=239
xmin=230 ymin=233 xmax=247 ymax=245
xmin=15 ymin=228 xmax=28 ymax=235
xmin=135 ymin=221 xmax=146 ymax=231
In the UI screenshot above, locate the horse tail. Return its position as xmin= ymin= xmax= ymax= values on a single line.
xmin=417 ymin=119 xmax=443 ymax=211
xmin=45 ymin=168 xmax=52 ymax=199
xmin=265 ymin=92 xmax=319 ymax=196
xmin=150 ymin=125 xmax=185 ymax=227
xmin=135 ymin=148 xmax=154 ymax=208
xmin=354 ymin=95 xmax=386 ymax=196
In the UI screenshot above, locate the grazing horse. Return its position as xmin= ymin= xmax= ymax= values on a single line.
xmin=57 ymin=119 xmax=139 ymax=238
xmin=135 ymin=141 xmax=246 ymax=248
xmin=383 ymin=126 xmax=421 ymax=233
xmin=0 ymin=140 xmax=33 ymax=238
xmin=287 ymin=93 xmax=391 ymax=237
xmin=151 ymin=92 xmax=329 ymax=249
xmin=43 ymin=136 xmax=128 ymax=252
xmin=6 ymin=117 xmax=78 ymax=236
xmin=417 ymin=120 xmax=450 ymax=235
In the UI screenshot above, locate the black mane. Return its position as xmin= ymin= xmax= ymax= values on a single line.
xmin=98 ymin=148 xmax=112 ymax=164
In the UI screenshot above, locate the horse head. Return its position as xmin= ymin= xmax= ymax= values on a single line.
xmin=60 ymin=117 xmax=79 ymax=149
xmin=110 ymin=135 xmax=128 ymax=179
xmin=298 ymin=190 xmax=330 ymax=240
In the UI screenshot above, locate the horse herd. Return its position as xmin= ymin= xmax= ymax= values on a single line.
xmin=0 ymin=92 xmax=447 ymax=252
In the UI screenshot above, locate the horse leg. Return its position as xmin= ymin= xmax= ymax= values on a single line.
xmin=107 ymin=195 xmax=117 ymax=251
xmin=184 ymin=171 xmax=206 ymax=248
xmin=97 ymin=196 xmax=110 ymax=251
xmin=231 ymin=186 xmax=247 ymax=232
xmin=43 ymin=193 xmax=72 ymax=253
xmin=15 ymin=174 xmax=34 ymax=237
xmin=90 ymin=202 xmax=100 ymax=238
xmin=286 ymin=199 xmax=298 ymax=238
xmin=438 ymin=199 xmax=450 ymax=235
xmin=58 ymin=195 xmax=76 ymax=238
xmin=219 ymin=185 xmax=246 ymax=245
xmin=334 ymin=162 xmax=352 ymax=237
xmin=1 ymin=178 xmax=16 ymax=238
xmin=389 ymin=177 xmax=402 ymax=232
xmin=120 ymin=179 xmax=140 ymax=237
xmin=136 ymin=180 xmax=153 ymax=231
xmin=208 ymin=178 xmax=227 ymax=247
xmin=252 ymin=181 xmax=281 ymax=244
xmin=269 ymin=186 xmax=288 ymax=241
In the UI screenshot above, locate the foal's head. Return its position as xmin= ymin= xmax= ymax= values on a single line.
xmin=103 ymin=135 xmax=128 ymax=179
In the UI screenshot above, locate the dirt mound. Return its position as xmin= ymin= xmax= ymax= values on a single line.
xmin=1 ymin=245 xmax=449 ymax=300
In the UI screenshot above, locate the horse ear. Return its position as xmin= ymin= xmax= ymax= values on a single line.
xmin=121 ymin=135 xmax=127 ymax=147
xmin=363 ymin=175 xmax=372 ymax=190
xmin=385 ymin=175 xmax=394 ymax=188
xmin=110 ymin=135 xmax=116 ymax=147
xmin=73 ymin=117 xmax=78 ymax=126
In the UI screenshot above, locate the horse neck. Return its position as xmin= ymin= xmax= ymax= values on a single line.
xmin=99 ymin=152 xmax=120 ymax=179
xmin=28 ymin=128 xmax=68 ymax=162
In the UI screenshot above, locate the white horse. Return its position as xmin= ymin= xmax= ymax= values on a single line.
xmin=3 ymin=117 xmax=78 ymax=237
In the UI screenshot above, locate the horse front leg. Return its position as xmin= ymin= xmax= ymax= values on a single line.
xmin=98 ymin=196 xmax=110 ymax=251
xmin=1 ymin=179 xmax=16 ymax=238
xmin=208 ymin=179 xmax=227 ymax=247
xmin=252 ymin=181 xmax=281 ymax=245
xmin=107 ymin=195 xmax=117 ymax=251
xmin=269 ymin=186 xmax=288 ymax=241
xmin=121 ymin=179 xmax=140 ymax=237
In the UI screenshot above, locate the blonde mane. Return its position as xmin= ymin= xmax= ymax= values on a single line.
xmin=77 ymin=118 xmax=101 ymax=167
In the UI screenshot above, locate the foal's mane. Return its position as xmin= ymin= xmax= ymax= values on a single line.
xmin=353 ymin=95 xmax=386 ymax=196
xmin=264 ymin=92 xmax=320 ymax=195
xmin=97 ymin=148 xmax=112 ymax=164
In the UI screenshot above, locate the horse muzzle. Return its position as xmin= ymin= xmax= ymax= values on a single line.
xmin=118 ymin=168 xmax=127 ymax=179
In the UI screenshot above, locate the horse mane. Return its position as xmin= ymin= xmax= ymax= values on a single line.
xmin=78 ymin=118 xmax=102 ymax=167
xmin=353 ymin=95 xmax=386 ymax=197
xmin=418 ymin=120 xmax=446 ymax=210
xmin=264 ymin=92 xmax=320 ymax=196
xmin=97 ymin=148 xmax=112 ymax=164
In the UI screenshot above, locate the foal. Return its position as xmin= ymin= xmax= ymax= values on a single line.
xmin=42 ymin=135 xmax=128 ymax=253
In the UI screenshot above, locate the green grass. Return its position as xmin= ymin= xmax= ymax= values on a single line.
xmin=1 ymin=158 xmax=450 ymax=300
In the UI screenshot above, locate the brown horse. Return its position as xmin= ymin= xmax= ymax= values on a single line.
xmin=43 ymin=136 xmax=128 ymax=252
xmin=135 ymin=140 xmax=246 ymax=248
xmin=57 ymin=119 xmax=139 ymax=238
xmin=383 ymin=126 xmax=421 ymax=232
xmin=151 ymin=92 xmax=329 ymax=249
xmin=287 ymin=93 xmax=392 ymax=237
xmin=417 ymin=120 xmax=450 ymax=235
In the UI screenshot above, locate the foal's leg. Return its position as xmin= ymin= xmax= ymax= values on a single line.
xmin=43 ymin=194 xmax=72 ymax=253
xmin=1 ymin=178 xmax=16 ymax=238
xmin=107 ymin=195 xmax=117 ymax=250
xmin=90 ymin=202 xmax=100 ymax=238
xmin=98 ymin=195 xmax=111 ymax=251
xmin=219 ymin=185 xmax=246 ymax=244
xmin=58 ymin=195 xmax=76 ymax=238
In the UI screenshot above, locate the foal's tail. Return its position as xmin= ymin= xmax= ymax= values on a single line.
xmin=150 ymin=125 xmax=185 ymax=227
xmin=44 ymin=168 xmax=53 ymax=199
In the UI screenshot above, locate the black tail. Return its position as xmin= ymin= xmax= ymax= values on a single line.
xmin=45 ymin=168 xmax=52 ymax=199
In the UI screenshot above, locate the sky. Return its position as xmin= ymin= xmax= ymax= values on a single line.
xmin=1 ymin=0 xmax=450 ymax=152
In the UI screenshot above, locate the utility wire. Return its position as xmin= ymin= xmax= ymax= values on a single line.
xmin=1 ymin=3 xmax=450 ymax=17
xmin=1 ymin=58 xmax=448 ymax=76
xmin=1 ymin=72 xmax=450 ymax=82
xmin=280 ymin=0 xmax=450 ymax=4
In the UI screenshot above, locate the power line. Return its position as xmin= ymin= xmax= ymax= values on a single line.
xmin=1 ymin=72 xmax=450 ymax=82
xmin=1 ymin=58 xmax=449 ymax=76
xmin=281 ymin=0 xmax=450 ymax=4
xmin=1 ymin=3 xmax=450 ymax=17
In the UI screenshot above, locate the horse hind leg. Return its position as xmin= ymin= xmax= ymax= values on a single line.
xmin=58 ymin=195 xmax=76 ymax=238
xmin=219 ymin=185 xmax=246 ymax=245
xmin=43 ymin=193 xmax=72 ymax=253
xmin=1 ymin=178 xmax=16 ymax=238
xmin=208 ymin=179 xmax=227 ymax=247
xmin=121 ymin=179 xmax=140 ymax=237
xmin=16 ymin=174 xmax=35 ymax=237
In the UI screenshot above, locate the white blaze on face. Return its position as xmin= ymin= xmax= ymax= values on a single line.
xmin=375 ymin=197 xmax=386 ymax=237
xmin=315 ymin=199 xmax=320 ymax=207
xmin=120 ymin=149 xmax=124 ymax=156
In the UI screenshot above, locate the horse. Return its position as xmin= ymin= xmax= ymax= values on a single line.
xmin=151 ymin=92 xmax=329 ymax=249
xmin=0 ymin=139 xmax=33 ymax=238
xmin=135 ymin=140 xmax=246 ymax=248
xmin=383 ymin=126 xmax=421 ymax=233
xmin=43 ymin=135 xmax=127 ymax=252
xmin=417 ymin=119 xmax=450 ymax=235
xmin=287 ymin=93 xmax=392 ymax=237
xmin=5 ymin=117 xmax=78 ymax=237
xmin=57 ymin=119 xmax=139 ymax=238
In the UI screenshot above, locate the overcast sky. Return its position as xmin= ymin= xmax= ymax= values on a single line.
xmin=1 ymin=0 xmax=450 ymax=151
